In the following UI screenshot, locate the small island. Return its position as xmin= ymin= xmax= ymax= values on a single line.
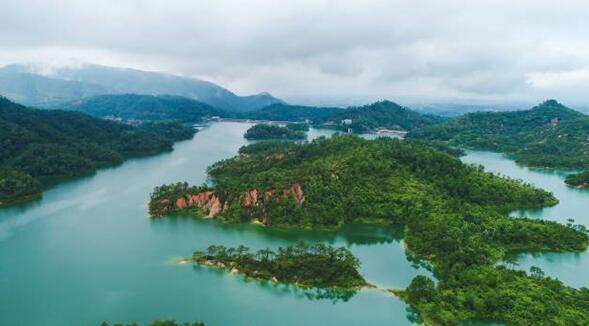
xmin=565 ymin=170 xmax=589 ymax=188
xmin=243 ymin=123 xmax=307 ymax=140
xmin=190 ymin=241 xmax=367 ymax=288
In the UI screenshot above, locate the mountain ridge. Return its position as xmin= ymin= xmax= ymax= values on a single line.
xmin=0 ymin=63 xmax=282 ymax=111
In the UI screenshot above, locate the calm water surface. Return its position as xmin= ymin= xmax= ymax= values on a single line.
xmin=0 ymin=122 xmax=427 ymax=326
xmin=2 ymin=125 xmax=586 ymax=326
xmin=462 ymin=151 xmax=589 ymax=288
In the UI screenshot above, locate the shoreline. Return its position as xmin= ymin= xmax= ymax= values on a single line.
xmin=175 ymin=257 xmax=400 ymax=297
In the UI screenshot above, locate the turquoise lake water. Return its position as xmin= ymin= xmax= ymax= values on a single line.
xmin=0 ymin=122 xmax=586 ymax=326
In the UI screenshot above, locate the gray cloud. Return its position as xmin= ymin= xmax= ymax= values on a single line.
xmin=1 ymin=0 xmax=588 ymax=105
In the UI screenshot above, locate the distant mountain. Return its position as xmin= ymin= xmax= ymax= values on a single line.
xmin=317 ymin=100 xmax=444 ymax=133
xmin=0 ymin=66 xmax=108 ymax=106
xmin=0 ymin=63 xmax=283 ymax=111
xmin=61 ymin=94 xmax=221 ymax=123
xmin=0 ymin=96 xmax=195 ymax=205
xmin=408 ymin=100 xmax=589 ymax=170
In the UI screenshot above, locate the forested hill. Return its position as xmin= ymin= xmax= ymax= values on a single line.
xmin=316 ymin=100 xmax=443 ymax=133
xmin=150 ymin=135 xmax=588 ymax=325
xmin=0 ymin=96 xmax=196 ymax=205
xmin=408 ymin=100 xmax=589 ymax=171
xmin=60 ymin=94 xmax=222 ymax=123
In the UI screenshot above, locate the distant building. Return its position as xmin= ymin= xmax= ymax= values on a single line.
xmin=342 ymin=119 xmax=353 ymax=125
xmin=551 ymin=117 xmax=559 ymax=126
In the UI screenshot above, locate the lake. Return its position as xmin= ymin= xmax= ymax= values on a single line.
xmin=0 ymin=122 xmax=586 ymax=326
xmin=0 ymin=122 xmax=426 ymax=326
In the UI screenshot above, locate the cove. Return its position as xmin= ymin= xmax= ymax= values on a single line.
xmin=462 ymin=150 xmax=589 ymax=289
xmin=0 ymin=122 xmax=429 ymax=326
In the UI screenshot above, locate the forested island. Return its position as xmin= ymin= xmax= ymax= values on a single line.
xmin=0 ymin=96 xmax=196 ymax=206
xmin=408 ymin=100 xmax=589 ymax=185
xmin=565 ymin=170 xmax=589 ymax=188
xmin=149 ymin=135 xmax=589 ymax=325
xmin=191 ymin=241 xmax=367 ymax=288
xmin=243 ymin=123 xmax=307 ymax=140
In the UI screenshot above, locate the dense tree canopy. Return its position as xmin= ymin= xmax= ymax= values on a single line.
xmin=60 ymin=94 xmax=221 ymax=123
xmin=565 ymin=170 xmax=589 ymax=188
xmin=0 ymin=96 xmax=196 ymax=205
xmin=149 ymin=134 xmax=588 ymax=325
xmin=243 ymin=123 xmax=307 ymax=140
xmin=193 ymin=241 xmax=366 ymax=288
xmin=408 ymin=100 xmax=589 ymax=171
xmin=316 ymin=100 xmax=443 ymax=133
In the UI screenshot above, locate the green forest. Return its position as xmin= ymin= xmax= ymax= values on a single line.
xmin=0 ymin=96 xmax=196 ymax=205
xmin=149 ymin=135 xmax=589 ymax=325
xmin=565 ymin=170 xmax=589 ymax=188
xmin=192 ymin=241 xmax=366 ymax=288
xmin=61 ymin=94 xmax=221 ymax=123
xmin=316 ymin=100 xmax=443 ymax=133
xmin=243 ymin=123 xmax=307 ymax=140
xmin=408 ymin=100 xmax=589 ymax=184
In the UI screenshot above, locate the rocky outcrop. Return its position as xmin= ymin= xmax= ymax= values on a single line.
xmin=169 ymin=191 xmax=225 ymax=218
xmin=290 ymin=183 xmax=305 ymax=205
xmin=163 ymin=183 xmax=305 ymax=222
xmin=243 ymin=189 xmax=258 ymax=207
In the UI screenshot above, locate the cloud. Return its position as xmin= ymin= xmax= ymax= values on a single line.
xmin=0 ymin=0 xmax=588 ymax=104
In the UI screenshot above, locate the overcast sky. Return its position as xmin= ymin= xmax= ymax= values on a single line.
xmin=1 ymin=0 xmax=588 ymax=105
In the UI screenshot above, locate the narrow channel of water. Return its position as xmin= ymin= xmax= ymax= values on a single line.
xmin=462 ymin=150 xmax=589 ymax=289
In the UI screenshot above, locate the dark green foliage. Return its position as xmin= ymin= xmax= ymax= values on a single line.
xmin=317 ymin=100 xmax=443 ymax=133
xmin=285 ymin=123 xmax=310 ymax=131
xmin=0 ymin=96 xmax=196 ymax=205
xmin=192 ymin=241 xmax=366 ymax=288
xmin=243 ymin=123 xmax=306 ymax=140
xmin=150 ymin=134 xmax=589 ymax=324
xmin=61 ymin=94 xmax=221 ymax=123
xmin=565 ymin=170 xmax=589 ymax=188
xmin=152 ymin=135 xmax=560 ymax=226
xmin=99 ymin=321 xmax=205 ymax=326
xmin=0 ymin=168 xmax=41 ymax=204
xmin=402 ymin=266 xmax=589 ymax=326
xmin=409 ymin=100 xmax=589 ymax=170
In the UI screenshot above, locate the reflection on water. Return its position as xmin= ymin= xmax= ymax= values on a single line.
xmin=192 ymin=263 xmax=360 ymax=303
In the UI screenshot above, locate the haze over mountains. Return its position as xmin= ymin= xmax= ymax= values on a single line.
xmin=0 ymin=63 xmax=282 ymax=111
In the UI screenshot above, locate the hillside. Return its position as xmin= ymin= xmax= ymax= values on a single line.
xmin=0 ymin=97 xmax=196 ymax=205
xmin=60 ymin=94 xmax=221 ymax=123
xmin=317 ymin=100 xmax=443 ymax=133
xmin=149 ymin=135 xmax=588 ymax=325
xmin=0 ymin=64 xmax=282 ymax=111
xmin=408 ymin=100 xmax=589 ymax=180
